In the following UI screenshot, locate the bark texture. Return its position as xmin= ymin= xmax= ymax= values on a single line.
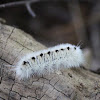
xmin=0 ymin=23 xmax=100 ymax=100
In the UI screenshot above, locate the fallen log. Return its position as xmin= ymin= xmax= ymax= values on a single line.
xmin=0 ymin=23 xmax=100 ymax=100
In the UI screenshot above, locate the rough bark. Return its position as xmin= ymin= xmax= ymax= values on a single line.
xmin=0 ymin=23 xmax=100 ymax=100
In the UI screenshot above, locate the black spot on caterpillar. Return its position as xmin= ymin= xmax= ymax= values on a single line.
xmin=67 ymin=47 xmax=70 ymax=50
xmin=32 ymin=57 xmax=35 ymax=60
xmin=40 ymin=53 xmax=43 ymax=57
xmin=55 ymin=50 xmax=58 ymax=52
xmin=47 ymin=51 xmax=50 ymax=55
xmin=23 ymin=61 xmax=27 ymax=65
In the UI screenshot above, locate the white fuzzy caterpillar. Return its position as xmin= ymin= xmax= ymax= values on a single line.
xmin=14 ymin=43 xmax=85 ymax=79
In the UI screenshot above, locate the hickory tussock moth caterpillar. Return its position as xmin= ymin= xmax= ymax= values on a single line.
xmin=13 ymin=43 xmax=85 ymax=79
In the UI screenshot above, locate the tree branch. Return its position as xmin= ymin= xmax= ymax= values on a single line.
xmin=26 ymin=2 xmax=36 ymax=17
xmin=0 ymin=0 xmax=39 ymax=8
xmin=0 ymin=0 xmax=39 ymax=18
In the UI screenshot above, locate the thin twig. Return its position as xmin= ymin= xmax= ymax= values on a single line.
xmin=0 ymin=0 xmax=39 ymax=8
xmin=26 ymin=2 xmax=36 ymax=17
xmin=0 ymin=0 xmax=39 ymax=18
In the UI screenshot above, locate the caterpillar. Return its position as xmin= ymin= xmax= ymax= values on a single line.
xmin=13 ymin=43 xmax=85 ymax=79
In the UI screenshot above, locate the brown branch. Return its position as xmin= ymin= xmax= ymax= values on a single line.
xmin=68 ymin=0 xmax=87 ymax=44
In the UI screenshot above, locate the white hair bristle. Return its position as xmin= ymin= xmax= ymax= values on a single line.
xmin=13 ymin=43 xmax=85 ymax=79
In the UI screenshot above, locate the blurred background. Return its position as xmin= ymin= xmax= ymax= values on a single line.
xmin=0 ymin=0 xmax=100 ymax=73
